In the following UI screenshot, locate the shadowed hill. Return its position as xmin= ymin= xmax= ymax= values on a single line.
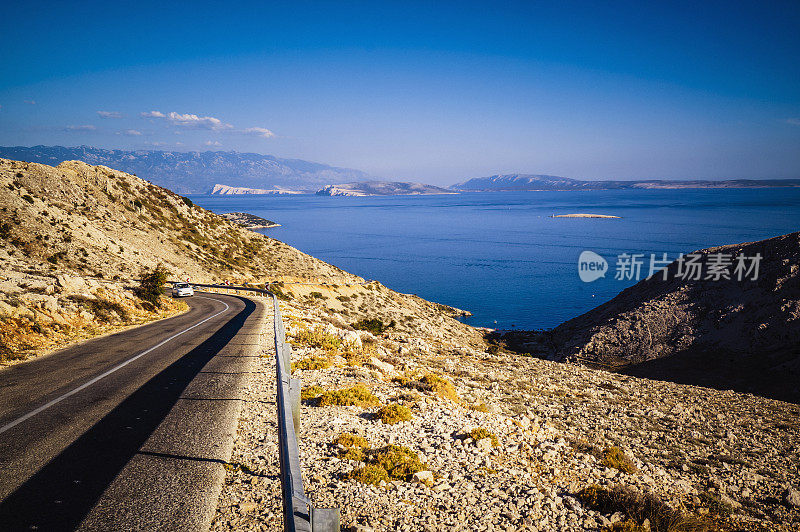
xmin=547 ymin=232 xmax=800 ymax=402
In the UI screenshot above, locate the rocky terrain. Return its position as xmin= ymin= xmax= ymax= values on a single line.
xmin=0 ymin=146 xmax=372 ymax=194
xmin=536 ymin=232 xmax=799 ymax=404
xmin=316 ymin=181 xmax=456 ymax=196
xmin=221 ymin=212 xmax=281 ymax=229
xmin=452 ymin=174 xmax=800 ymax=191
xmin=211 ymin=296 xmax=800 ymax=531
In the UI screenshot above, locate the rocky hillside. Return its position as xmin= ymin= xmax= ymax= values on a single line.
xmin=545 ymin=232 xmax=800 ymax=403
xmin=0 ymin=146 xmax=372 ymax=194
xmin=316 ymin=181 xmax=455 ymax=196
xmin=0 ymin=157 xmax=481 ymax=361
xmin=212 ymin=287 xmax=800 ymax=531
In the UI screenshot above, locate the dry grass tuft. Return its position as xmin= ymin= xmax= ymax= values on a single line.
xmin=577 ymin=484 xmax=712 ymax=532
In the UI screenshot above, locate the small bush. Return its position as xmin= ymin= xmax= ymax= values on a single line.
xmin=135 ymin=264 xmax=169 ymax=307
xmin=291 ymin=326 xmax=342 ymax=352
xmin=376 ymin=404 xmax=413 ymax=424
xmin=409 ymin=373 xmax=459 ymax=402
xmin=576 ymin=484 xmax=709 ymax=532
xmin=602 ymin=446 xmax=638 ymax=474
xmin=22 ymin=194 xmax=34 ymax=204
xmin=180 ymin=196 xmax=193 ymax=208
xmin=345 ymin=464 xmax=390 ymax=486
xmin=352 ymin=318 xmax=395 ymax=335
xmin=300 ymin=385 xmax=324 ymax=401
xmin=316 ymin=384 xmax=380 ymax=407
xmin=332 ymin=433 xmax=370 ymax=449
xmin=292 ymin=356 xmax=331 ymax=371
xmin=469 ymin=428 xmax=499 ymax=447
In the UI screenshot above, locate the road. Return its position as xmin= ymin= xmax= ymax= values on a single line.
xmin=0 ymin=292 xmax=267 ymax=531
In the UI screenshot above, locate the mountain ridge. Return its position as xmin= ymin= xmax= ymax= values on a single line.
xmin=453 ymin=173 xmax=800 ymax=191
xmin=0 ymin=145 xmax=373 ymax=194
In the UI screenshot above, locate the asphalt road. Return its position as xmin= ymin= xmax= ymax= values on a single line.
xmin=0 ymin=292 xmax=267 ymax=531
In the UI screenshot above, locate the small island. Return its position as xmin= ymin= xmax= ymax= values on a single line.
xmin=221 ymin=212 xmax=281 ymax=229
xmin=551 ymin=213 xmax=621 ymax=218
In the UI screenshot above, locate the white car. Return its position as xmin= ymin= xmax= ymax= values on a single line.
xmin=171 ymin=282 xmax=194 ymax=297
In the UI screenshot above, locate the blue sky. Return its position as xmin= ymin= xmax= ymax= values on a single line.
xmin=1 ymin=0 xmax=798 ymax=184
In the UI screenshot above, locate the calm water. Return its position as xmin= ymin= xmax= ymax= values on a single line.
xmin=189 ymin=189 xmax=800 ymax=330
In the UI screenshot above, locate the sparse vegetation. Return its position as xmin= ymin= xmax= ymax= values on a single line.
xmin=469 ymin=428 xmax=499 ymax=447
xmin=300 ymin=385 xmax=325 ymax=401
xmin=290 ymin=326 xmax=342 ymax=352
xmin=345 ymin=445 xmax=427 ymax=486
xmin=292 ymin=356 xmax=331 ymax=371
xmin=576 ymin=484 xmax=710 ymax=532
xmin=352 ymin=317 xmax=395 ymax=335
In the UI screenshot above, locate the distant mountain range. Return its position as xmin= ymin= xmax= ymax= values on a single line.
xmin=316 ymin=181 xmax=455 ymax=196
xmin=0 ymin=145 xmax=372 ymax=194
xmin=452 ymin=174 xmax=800 ymax=191
xmin=4 ymin=146 xmax=798 ymax=195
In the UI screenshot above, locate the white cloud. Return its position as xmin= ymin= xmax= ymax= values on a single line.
xmin=242 ymin=126 xmax=276 ymax=138
xmin=24 ymin=100 xmax=36 ymax=105
xmin=140 ymin=110 xmax=166 ymax=118
xmin=97 ymin=110 xmax=123 ymax=119
xmin=205 ymin=140 xmax=222 ymax=146
xmin=65 ymin=125 xmax=97 ymax=131
xmin=121 ymin=129 xmax=142 ymax=136
xmin=785 ymin=118 xmax=800 ymax=126
xmin=165 ymin=112 xmax=233 ymax=130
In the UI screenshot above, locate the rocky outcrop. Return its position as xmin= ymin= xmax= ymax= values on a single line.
xmin=548 ymin=231 xmax=800 ymax=403
xmin=316 ymin=181 xmax=455 ymax=196
xmin=210 ymin=183 xmax=303 ymax=195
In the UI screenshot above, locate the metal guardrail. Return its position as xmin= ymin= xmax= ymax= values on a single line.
xmin=182 ymin=282 xmax=339 ymax=532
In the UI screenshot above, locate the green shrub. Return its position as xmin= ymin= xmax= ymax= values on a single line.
xmin=407 ymin=373 xmax=460 ymax=402
xmin=345 ymin=464 xmax=390 ymax=486
xmin=332 ymin=433 xmax=370 ymax=449
xmin=180 ymin=196 xmax=193 ymax=208
xmin=292 ymin=356 xmax=331 ymax=371
xmin=602 ymin=446 xmax=638 ymax=474
xmin=21 ymin=194 xmax=34 ymax=204
xmin=69 ymin=295 xmax=130 ymax=322
xmin=469 ymin=428 xmax=499 ymax=447
xmin=135 ymin=264 xmax=169 ymax=307
xmin=352 ymin=318 xmax=395 ymax=334
xmin=376 ymin=404 xmax=413 ymax=424
xmin=290 ymin=326 xmax=342 ymax=352
xmin=316 ymin=384 xmax=380 ymax=407
xmin=300 ymin=385 xmax=324 ymax=401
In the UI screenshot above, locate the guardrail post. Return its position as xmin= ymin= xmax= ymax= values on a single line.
xmin=289 ymin=377 xmax=301 ymax=434
xmin=311 ymin=508 xmax=340 ymax=531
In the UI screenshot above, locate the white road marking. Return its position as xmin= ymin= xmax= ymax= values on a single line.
xmin=0 ymin=296 xmax=231 ymax=435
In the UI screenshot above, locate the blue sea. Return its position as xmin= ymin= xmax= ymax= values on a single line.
xmin=189 ymin=189 xmax=800 ymax=330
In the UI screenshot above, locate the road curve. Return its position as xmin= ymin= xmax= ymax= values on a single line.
xmin=0 ymin=292 xmax=267 ymax=531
